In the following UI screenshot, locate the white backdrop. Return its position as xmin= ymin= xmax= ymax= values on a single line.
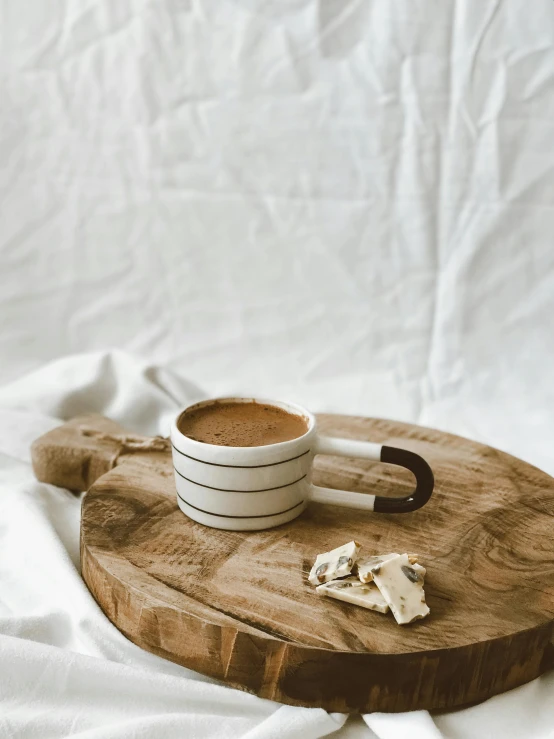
xmin=1 ymin=1 xmax=554 ymax=737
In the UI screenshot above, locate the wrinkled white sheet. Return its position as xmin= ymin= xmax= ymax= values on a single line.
xmin=1 ymin=0 xmax=554 ymax=736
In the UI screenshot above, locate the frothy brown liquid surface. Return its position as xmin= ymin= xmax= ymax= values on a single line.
xmin=178 ymin=402 xmax=308 ymax=447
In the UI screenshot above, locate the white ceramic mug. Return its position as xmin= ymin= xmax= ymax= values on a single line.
xmin=170 ymin=397 xmax=434 ymax=531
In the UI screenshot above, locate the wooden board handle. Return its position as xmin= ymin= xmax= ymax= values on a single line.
xmin=31 ymin=414 xmax=170 ymax=492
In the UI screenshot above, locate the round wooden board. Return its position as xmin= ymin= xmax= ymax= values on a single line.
xmin=31 ymin=413 xmax=554 ymax=713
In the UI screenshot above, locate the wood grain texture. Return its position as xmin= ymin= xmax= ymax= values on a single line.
xmin=32 ymin=414 xmax=554 ymax=712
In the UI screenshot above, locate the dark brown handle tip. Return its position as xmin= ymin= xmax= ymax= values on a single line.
xmin=374 ymin=446 xmax=434 ymax=513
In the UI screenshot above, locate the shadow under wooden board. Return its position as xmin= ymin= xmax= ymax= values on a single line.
xmin=31 ymin=413 xmax=554 ymax=713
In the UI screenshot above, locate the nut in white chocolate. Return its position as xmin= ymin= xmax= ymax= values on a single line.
xmin=316 ymin=576 xmax=389 ymax=613
xmin=356 ymin=553 xmax=419 ymax=583
xmin=371 ymin=553 xmax=430 ymax=625
xmin=308 ymin=540 xmax=361 ymax=585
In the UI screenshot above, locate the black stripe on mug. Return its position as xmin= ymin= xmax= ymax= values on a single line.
xmin=171 ymin=443 xmax=311 ymax=469
xmin=173 ymin=467 xmax=307 ymax=493
xmin=176 ymin=493 xmax=305 ymax=520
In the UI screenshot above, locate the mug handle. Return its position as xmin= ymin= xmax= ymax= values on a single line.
xmin=310 ymin=436 xmax=434 ymax=513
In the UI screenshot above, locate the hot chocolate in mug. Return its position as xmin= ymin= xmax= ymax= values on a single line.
xmin=170 ymin=397 xmax=434 ymax=531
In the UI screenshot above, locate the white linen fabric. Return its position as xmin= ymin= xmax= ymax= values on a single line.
xmin=1 ymin=0 xmax=553 ymax=736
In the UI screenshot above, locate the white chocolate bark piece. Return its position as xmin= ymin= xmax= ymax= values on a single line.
xmin=371 ymin=553 xmax=430 ymax=625
xmin=308 ymin=540 xmax=361 ymax=585
xmin=356 ymin=553 xmax=419 ymax=583
xmin=316 ymin=576 xmax=389 ymax=613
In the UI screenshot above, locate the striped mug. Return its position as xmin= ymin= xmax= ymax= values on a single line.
xmin=170 ymin=397 xmax=434 ymax=531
